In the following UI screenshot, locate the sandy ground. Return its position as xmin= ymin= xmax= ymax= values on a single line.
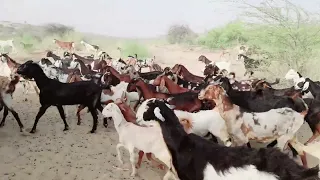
xmin=0 ymin=45 xmax=319 ymax=180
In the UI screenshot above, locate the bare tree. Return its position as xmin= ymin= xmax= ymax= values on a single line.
xmin=216 ymin=0 xmax=320 ymax=73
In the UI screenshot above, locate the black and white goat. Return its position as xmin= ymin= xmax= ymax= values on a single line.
xmin=285 ymin=69 xmax=320 ymax=100
xmin=16 ymin=60 xmax=106 ymax=133
xmin=138 ymin=99 xmax=320 ymax=180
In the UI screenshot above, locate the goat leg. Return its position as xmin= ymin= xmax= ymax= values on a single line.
xmin=30 ymin=105 xmax=50 ymax=133
xmin=304 ymin=124 xmax=320 ymax=145
xmin=57 ymin=105 xmax=69 ymax=131
xmin=76 ymin=105 xmax=86 ymax=125
xmin=266 ymin=140 xmax=278 ymax=148
xmin=96 ymin=104 xmax=108 ymax=128
xmin=9 ymin=108 xmax=24 ymax=132
xmin=145 ymin=153 xmax=165 ymax=170
xmin=88 ymin=106 xmax=98 ymax=133
xmin=133 ymin=95 xmax=143 ymax=111
xmin=0 ymin=106 xmax=8 ymax=127
xmin=136 ymin=151 xmax=144 ymax=168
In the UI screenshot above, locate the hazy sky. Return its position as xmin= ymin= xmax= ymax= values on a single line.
xmin=0 ymin=0 xmax=319 ymax=38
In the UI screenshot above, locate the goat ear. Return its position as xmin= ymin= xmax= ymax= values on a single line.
xmin=154 ymin=107 xmax=165 ymax=122
xmin=302 ymin=82 xmax=310 ymax=91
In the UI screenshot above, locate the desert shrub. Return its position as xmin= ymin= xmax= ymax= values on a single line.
xmin=167 ymin=24 xmax=197 ymax=44
xmin=197 ymin=21 xmax=249 ymax=49
xmin=44 ymin=23 xmax=74 ymax=37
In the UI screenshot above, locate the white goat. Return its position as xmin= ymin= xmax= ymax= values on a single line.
xmin=136 ymin=99 xmax=232 ymax=146
xmin=80 ymin=40 xmax=99 ymax=54
xmin=285 ymin=69 xmax=303 ymax=88
xmin=102 ymin=103 xmax=178 ymax=180
xmin=173 ymin=109 xmax=232 ymax=147
xmin=100 ymin=77 xmax=139 ymax=106
xmin=0 ymin=39 xmax=16 ymax=53
xmin=0 ymin=55 xmax=12 ymax=77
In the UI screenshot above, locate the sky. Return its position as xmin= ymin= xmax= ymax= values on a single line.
xmin=0 ymin=0 xmax=319 ymax=38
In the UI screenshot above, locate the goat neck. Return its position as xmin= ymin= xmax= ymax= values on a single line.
xmin=32 ymin=71 xmax=51 ymax=89
xmin=152 ymin=102 xmax=187 ymax=144
xmin=110 ymin=104 xmax=127 ymax=132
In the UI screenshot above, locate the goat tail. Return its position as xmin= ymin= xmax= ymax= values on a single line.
xmin=71 ymin=42 xmax=75 ymax=48
xmin=301 ymin=165 xmax=319 ymax=179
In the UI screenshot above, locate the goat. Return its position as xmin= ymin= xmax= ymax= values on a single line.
xmin=285 ymin=69 xmax=320 ymax=95
xmin=80 ymin=40 xmax=99 ymax=54
xmin=198 ymin=55 xmax=212 ymax=65
xmin=0 ymin=39 xmax=16 ymax=52
xmin=101 ymin=103 xmax=178 ymax=180
xmin=237 ymin=54 xmax=262 ymax=74
xmin=198 ymin=84 xmax=309 ymax=167
xmin=296 ymin=77 xmax=320 ymax=101
xmin=53 ymin=39 xmax=75 ymax=52
xmin=0 ymin=75 xmax=24 ymax=132
xmin=76 ymin=82 xmax=139 ymax=126
xmin=114 ymin=98 xmax=165 ymax=170
xmin=16 ymin=61 xmax=106 ymax=133
xmin=138 ymin=99 xmax=320 ymax=180
xmin=136 ymin=98 xmax=229 ymax=146
xmin=217 ymin=77 xmax=306 ymax=112
xmin=174 ymin=109 xmax=232 ymax=146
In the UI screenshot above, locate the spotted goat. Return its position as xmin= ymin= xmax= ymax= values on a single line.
xmin=198 ymin=84 xmax=309 ymax=167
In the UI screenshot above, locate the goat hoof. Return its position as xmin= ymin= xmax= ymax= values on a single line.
xmin=130 ymin=173 xmax=136 ymax=177
xmin=158 ymin=164 xmax=165 ymax=170
xmin=0 ymin=123 xmax=4 ymax=127
xmin=135 ymin=163 xmax=141 ymax=169
xmin=63 ymin=127 xmax=69 ymax=131
xmin=103 ymin=123 xmax=108 ymax=128
xmin=29 ymin=129 xmax=36 ymax=133
xmin=24 ymin=98 xmax=28 ymax=101
xmin=90 ymin=130 xmax=96 ymax=133
xmin=77 ymin=122 xmax=81 ymax=125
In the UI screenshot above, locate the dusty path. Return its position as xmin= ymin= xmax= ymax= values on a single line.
xmin=0 ymin=46 xmax=318 ymax=180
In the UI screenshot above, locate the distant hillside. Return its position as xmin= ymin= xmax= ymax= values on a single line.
xmin=0 ymin=21 xmax=164 ymax=42
xmin=0 ymin=21 xmax=164 ymax=58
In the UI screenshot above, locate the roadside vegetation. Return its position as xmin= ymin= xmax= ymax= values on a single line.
xmin=166 ymin=0 xmax=320 ymax=80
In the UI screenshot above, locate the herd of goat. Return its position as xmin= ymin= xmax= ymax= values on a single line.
xmin=1 ymin=43 xmax=320 ymax=179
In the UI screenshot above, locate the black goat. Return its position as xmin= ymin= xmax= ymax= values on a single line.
xmin=217 ymin=77 xmax=306 ymax=113
xmin=16 ymin=60 xmax=106 ymax=133
xmin=138 ymin=71 xmax=163 ymax=81
xmin=140 ymin=99 xmax=319 ymax=180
